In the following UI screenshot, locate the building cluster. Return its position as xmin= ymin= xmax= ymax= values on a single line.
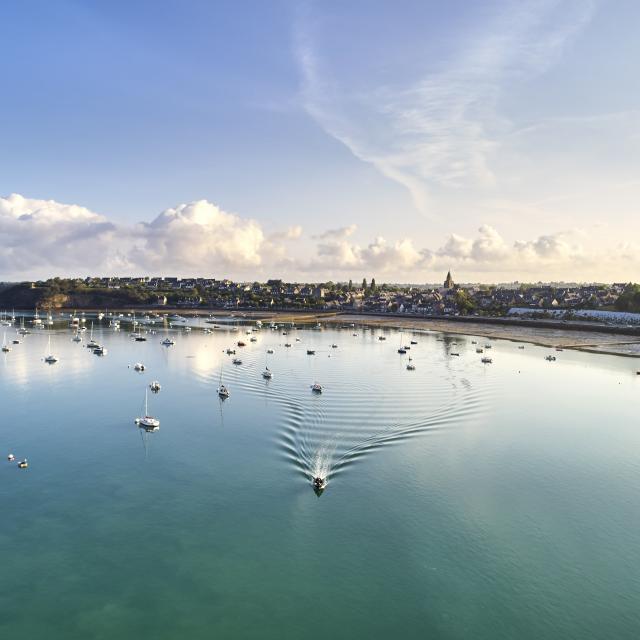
xmin=52 ymin=273 xmax=629 ymax=316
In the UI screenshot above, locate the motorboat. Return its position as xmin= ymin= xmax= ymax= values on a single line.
xmin=306 ymin=349 xmax=315 ymax=355
xmin=237 ymin=341 xmax=246 ymax=347
xmin=311 ymin=382 xmax=322 ymax=393
xmin=161 ymin=337 xmax=175 ymax=346
xmin=411 ymin=340 xmax=418 ymax=345
xmin=232 ymin=358 xmax=242 ymax=365
xmin=134 ymin=362 xmax=145 ymax=371
xmin=134 ymin=335 xmax=147 ymax=342
xmin=93 ymin=345 xmax=107 ymax=356
xmin=398 ymin=348 xmax=407 ymax=354
xmin=226 ymin=348 xmax=236 ymax=355
xmin=267 ymin=349 xmax=274 ymax=354
xmin=378 ymin=336 xmax=386 ymax=341
xmin=149 ymin=381 xmax=161 ymax=393
xmin=545 ymin=355 xmax=557 ymax=361
xmin=406 ymin=357 xmax=415 ymax=370
xmin=284 ymin=343 xmax=292 ymax=348
xmin=312 ymin=477 xmax=326 ymax=493
xmin=331 ymin=344 xmax=338 ymax=349
xmin=250 ymin=336 xmax=257 ymax=342
xmin=218 ymin=384 xmax=229 ymax=398
xmin=450 ymin=352 xmax=460 ymax=356
xmin=476 ymin=348 xmax=484 ymax=353
xmin=481 ymin=357 xmax=493 ymax=364
xmin=72 ymin=333 xmax=82 ymax=342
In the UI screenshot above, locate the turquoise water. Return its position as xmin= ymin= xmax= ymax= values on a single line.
xmin=1 ymin=317 xmax=639 ymax=638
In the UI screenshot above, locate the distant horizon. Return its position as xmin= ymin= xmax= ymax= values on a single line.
xmin=1 ymin=274 xmax=632 ymax=288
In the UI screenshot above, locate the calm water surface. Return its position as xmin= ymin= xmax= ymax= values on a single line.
xmin=1 ymin=316 xmax=639 ymax=639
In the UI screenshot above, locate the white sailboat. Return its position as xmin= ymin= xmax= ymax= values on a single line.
xmin=218 ymin=364 xmax=230 ymax=398
xmin=87 ymin=322 xmax=99 ymax=348
xmin=44 ymin=334 xmax=58 ymax=363
xmin=2 ymin=331 xmax=10 ymax=352
xmin=135 ymin=388 xmax=160 ymax=431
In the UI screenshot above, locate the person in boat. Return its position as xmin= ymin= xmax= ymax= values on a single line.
xmin=313 ymin=477 xmax=325 ymax=489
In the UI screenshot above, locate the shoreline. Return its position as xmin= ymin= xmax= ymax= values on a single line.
xmin=45 ymin=307 xmax=640 ymax=358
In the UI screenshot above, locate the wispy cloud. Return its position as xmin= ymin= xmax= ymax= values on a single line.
xmin=295 ymin=0 xmax=595 ymax=215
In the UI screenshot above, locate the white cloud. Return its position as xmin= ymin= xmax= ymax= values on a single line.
xmin=1 ymin=192 xmax=637 ymax=282
xmin=295 ymin=1 xmax=595 ymax=215
xmin=0 ymin=193 xmax=124 ymax=273
xmin=134 ymin=200 xmax=265 ymax=272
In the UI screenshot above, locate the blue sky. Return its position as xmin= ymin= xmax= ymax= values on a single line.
xmin=1 ymin=0 xmax=639 ymax=281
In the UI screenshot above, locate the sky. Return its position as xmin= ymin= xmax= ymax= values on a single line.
xmin=1 ymin=0 xmax=639 ymax=283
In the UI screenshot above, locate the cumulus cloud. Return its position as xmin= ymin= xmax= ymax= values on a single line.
xmin=0 ymin=193 xmax=124 ymax=273
xmin=0 ymin=192 xmax=635 ymax=281
xmin=133 ymin=200 xmax=265 ymax=272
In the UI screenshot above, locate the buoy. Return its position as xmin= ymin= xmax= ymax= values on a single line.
xmin=18 ymin=459 xmax=28 ymax=469
xmin=7 ymin=453 xmax=15 ymax=462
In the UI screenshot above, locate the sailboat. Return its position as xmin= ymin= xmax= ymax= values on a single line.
xmin=44 ymin=334 xmax=58 ymax=363
xmin=135 ymin=388 xmax=160 ymax=431
xmin=406 ymin=355 xmax=415 ymax=370
xmin=217 ymin=364 xmax=230 ymax=398
xmin=262 ymin=354 xmax=273 ymax=379
xmin=397 ymin=332 xmax=407 ymax=354
xmin=17 ymin=316 xmax=29 ymax=335
xmin=2 ymin=331 xmax=10 ymax=352
xmin=87 ymin=322 xmax=99 ymax=349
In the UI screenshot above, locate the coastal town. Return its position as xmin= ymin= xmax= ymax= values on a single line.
xmin=2 ymin=273 xmax=639 ymax=322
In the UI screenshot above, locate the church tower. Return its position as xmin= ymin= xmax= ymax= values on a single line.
xmin=444 ymin=270 xmax=454 ymax=289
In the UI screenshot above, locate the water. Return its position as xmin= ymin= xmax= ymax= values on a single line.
xmin=1 ymin=317 xmax=639 ymax=639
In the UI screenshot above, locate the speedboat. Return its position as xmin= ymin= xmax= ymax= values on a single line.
xmin=135 ymin=335 xmax=147 ymax=342
xmin=312 ymin=477 xmax=326 ymax=493
xmin=331 ymin=344 xmax=338 ymax=349
xmin=411 ymin=340 xmax=418 ymax=345
xmin=311 ymin=383 xmax=322 ymax=393
xmin=226 ymin=348 xmax=236 ymax=355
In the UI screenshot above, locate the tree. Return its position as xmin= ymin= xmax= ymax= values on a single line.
xmin=615 ymin=283 xmax=640 ymax=312
xmin=371 ymin=278 xmax=376 ymax=292
xmin=362 ymin=278 xmax=367 ymax=290
xmin=348 ymin=279 xmax=353 ymax=291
